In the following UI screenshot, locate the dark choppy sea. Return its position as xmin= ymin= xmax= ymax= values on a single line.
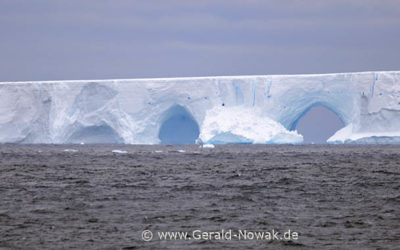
xmin=0 ymin=145 xmax=399 ymax=249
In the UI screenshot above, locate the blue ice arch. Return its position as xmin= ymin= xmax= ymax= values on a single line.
xmin=294 ymin=105 xmax=345 ymax=144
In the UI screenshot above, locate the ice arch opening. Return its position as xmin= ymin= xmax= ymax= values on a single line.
xmin=291 ymin=104 xmax=345 ymax=144
xmin=158 ymin=105 xmax=200 ymax=144
xmin=67 ymin=125 xmax=123 ymax=144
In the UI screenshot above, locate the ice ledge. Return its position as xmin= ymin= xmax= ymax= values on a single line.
xmin=328 ymin=124 xmax=400 ymax=144
xmin=2 ymin=70 xmax=399 ymax=85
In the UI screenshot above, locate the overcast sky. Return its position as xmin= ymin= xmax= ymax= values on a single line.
xmin=1 ymin=0 xmax=399 ymax=82
xmin=0 ymin=0 xmax=399 ymax=142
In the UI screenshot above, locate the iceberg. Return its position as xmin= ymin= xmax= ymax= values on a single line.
xmin=112 ymin=150 xmax=128 ymax=154
xmin=0 ymin=71 xmax=399 ymax=144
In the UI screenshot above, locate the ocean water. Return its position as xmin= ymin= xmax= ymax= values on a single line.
xmin=0 ymin=145 xmax=399 ymax=249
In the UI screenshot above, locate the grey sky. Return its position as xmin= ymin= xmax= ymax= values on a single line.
xmin=296 ymin=106 xmax=344 ymax=143
xmin=1 ymin=0 xmax=399 ymax=81
xmin=0 ymin=0 xmax=399 ymax=142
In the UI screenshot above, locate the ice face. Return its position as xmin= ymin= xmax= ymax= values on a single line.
xmin=0 ymin=71 xmax=399 ymax=144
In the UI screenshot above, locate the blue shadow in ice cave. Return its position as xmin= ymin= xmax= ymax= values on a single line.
xmin=158 ymin=105 xmax=200 ymax=144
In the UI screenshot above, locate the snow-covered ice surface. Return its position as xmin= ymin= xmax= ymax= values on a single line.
xmin=0 ymin=71 xmax=399 ymax=144
xmin=199 ymin=106 xmax=302 ymax=144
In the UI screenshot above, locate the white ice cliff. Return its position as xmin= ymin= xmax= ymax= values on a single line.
xmin=0 ymin=71 xmax=399 ymax=144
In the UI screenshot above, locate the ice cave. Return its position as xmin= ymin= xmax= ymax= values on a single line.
xmin=158 ymin=105 xmax=200 ymax=144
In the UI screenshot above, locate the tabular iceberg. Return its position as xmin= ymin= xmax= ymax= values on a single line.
xmin=0 ymin=71 xmax=399 ymax=144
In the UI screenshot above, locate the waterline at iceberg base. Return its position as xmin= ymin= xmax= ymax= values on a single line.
xmin=0 ymin=71 xmax=399 ymax=144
